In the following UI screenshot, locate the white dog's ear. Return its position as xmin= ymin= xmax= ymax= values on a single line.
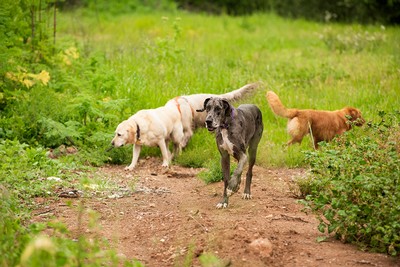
xmin=126 ymin=120 xmax=137 ymax=144
xmin=196 ymin=98 xmax=211 ymax=112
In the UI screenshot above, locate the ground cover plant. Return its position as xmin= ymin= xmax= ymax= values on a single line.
xmin=0 ymin=140 xmax=140 ymax=266
xmin=0 ymin=0 xmax=399 ymax=265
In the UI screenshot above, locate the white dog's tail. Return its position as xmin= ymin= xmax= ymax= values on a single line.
xmin=219 ymin=82 xmax=260 ymax=101
xmin=266 ymin=91 xmax=297 ymax=119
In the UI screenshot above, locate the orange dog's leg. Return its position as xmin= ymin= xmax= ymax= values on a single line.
xmin=286 ymin=118 xmax=308 ymax=146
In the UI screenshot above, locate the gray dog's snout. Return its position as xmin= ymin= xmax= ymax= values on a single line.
xmin=205 ymin=119 xmax=216 ymax=132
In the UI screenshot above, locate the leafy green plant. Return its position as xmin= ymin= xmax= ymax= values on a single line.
xmin=299 ymin=111 xmax=400 ymax=255
xmin=145 ymin=16 xmax=185 ymax=64
xmin=38 ymin=117 xmax=82 ymax=147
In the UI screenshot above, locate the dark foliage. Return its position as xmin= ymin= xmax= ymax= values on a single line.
xmin=174 ymin=0 xmax=400 ymax=24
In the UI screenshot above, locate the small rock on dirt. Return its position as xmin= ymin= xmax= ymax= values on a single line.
xmin=249 ymin=238 xmax=273 ymax=257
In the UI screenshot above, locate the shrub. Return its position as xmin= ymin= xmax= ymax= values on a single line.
xmin=299 ymin=111 xmax=400 ymax=255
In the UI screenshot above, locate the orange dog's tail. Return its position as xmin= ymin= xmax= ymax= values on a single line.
xmin=266 ymin=91 xmax=297 ymax=119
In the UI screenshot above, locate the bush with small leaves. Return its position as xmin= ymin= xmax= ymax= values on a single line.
xmin=299 ymin=111 xmax=400 ymax=255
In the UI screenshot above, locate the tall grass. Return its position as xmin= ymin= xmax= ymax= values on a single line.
xmin=59 ymin=11 xmax=400 ymax=167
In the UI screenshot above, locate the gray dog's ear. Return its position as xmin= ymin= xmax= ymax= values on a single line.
xmin=222 ymin=99 xmax=231 ymax=115
xmin=196 ymin=98 xmax=211 ymax=112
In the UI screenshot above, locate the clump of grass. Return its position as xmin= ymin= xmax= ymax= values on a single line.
xmin=175 ymin=129 xmax=218 ymax=168
xmin=197 ymin=159 xmax=237 ymax=184
xmin=198 ymin=159 xmax=224 ymax=184
xmin=319 ymin=26 xmax=386 ymax=53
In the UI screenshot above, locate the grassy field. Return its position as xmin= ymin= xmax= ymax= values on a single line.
xmin=59 ymin=10 xmax=400 ymax=168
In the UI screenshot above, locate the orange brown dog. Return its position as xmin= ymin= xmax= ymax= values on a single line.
xmin=266 ymin=91 xmax=365 ymax=149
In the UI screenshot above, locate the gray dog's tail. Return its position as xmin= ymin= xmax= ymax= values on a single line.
xmin=219 ymin=82 xmax=260 ymax=101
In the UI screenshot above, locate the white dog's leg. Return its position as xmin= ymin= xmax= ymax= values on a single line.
xmin=171 ymin=123 xmax=184 ymax=155
xmin=125 ymin=144 xmax=141 ymax=171
xmin=158 ymin=140 xmax=170 ymax=167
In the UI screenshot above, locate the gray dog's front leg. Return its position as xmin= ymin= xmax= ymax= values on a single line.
xmin=227 ymin=153 xmax=247 ymax=196
xmin=216 ymin=154 xmax=230 ymax=209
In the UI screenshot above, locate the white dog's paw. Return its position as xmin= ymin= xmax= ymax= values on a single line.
xmin=216 ymin=202 xmax=228 ymax=209
xmin=124 ymin=165 xmax=135 ymax=171
xmin=161 ymin=161 xmax=169 ymax=168
xmin=242 ymin=193 xmax=252 ymax=200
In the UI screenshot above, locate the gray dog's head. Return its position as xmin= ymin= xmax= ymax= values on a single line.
xmin=196 ymin=97 xmax=232 ymax=132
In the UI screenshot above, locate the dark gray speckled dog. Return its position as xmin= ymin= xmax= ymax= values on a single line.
xmin=197 ymin=97 xmax=263 ymax=208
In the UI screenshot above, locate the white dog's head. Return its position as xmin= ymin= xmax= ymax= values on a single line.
xmin=111 ymin=119 xmax=138 ymax=147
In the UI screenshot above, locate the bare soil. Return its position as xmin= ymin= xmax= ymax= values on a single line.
xmin=34 ymin=157 xmax=399 ymax=267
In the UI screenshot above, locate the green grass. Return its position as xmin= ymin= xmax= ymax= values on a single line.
xmin=57 ymin=11 xmax=400 ymax=168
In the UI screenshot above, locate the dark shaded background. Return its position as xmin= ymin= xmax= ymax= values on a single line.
xmin=61 ymin=0 xmax=400 ymax=25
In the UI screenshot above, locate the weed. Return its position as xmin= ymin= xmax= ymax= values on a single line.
xmin=198 ymin=159 xmax=224 ymax=184
xmin=199 ymin=252 xmax=228 ymax=267
xmin=320 ymin=26 xmax=386 ymax=53
xmin=198 ymin=159 xmax=237 ymax=184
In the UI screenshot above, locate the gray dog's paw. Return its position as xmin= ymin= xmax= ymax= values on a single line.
xmin=227 ymin=188 xmax=234 ymax=197
xmin=242 ymin=193 xmax=252 ymax=200
xmin=216 ymin=202 xmax=228 ymax=209
xmin=227 ymin=180 xmax=240 ymax=195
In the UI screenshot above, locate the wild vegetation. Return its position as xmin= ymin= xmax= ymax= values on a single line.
xmin=0 ymin=0 xmax=399 ymax=265
xmin=299 ymin=112 xmax=400 ymax=255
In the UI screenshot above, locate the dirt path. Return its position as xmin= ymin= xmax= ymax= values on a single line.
xmin=35 ymin=158 xmax=399 ymax=266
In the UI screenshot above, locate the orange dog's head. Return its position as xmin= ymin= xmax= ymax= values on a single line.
xmin=344 ymin=107 xmax=365 ymax=127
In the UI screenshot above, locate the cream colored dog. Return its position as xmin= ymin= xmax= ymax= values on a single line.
xmin=111 ymin=98 xmax=192 ymax=170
